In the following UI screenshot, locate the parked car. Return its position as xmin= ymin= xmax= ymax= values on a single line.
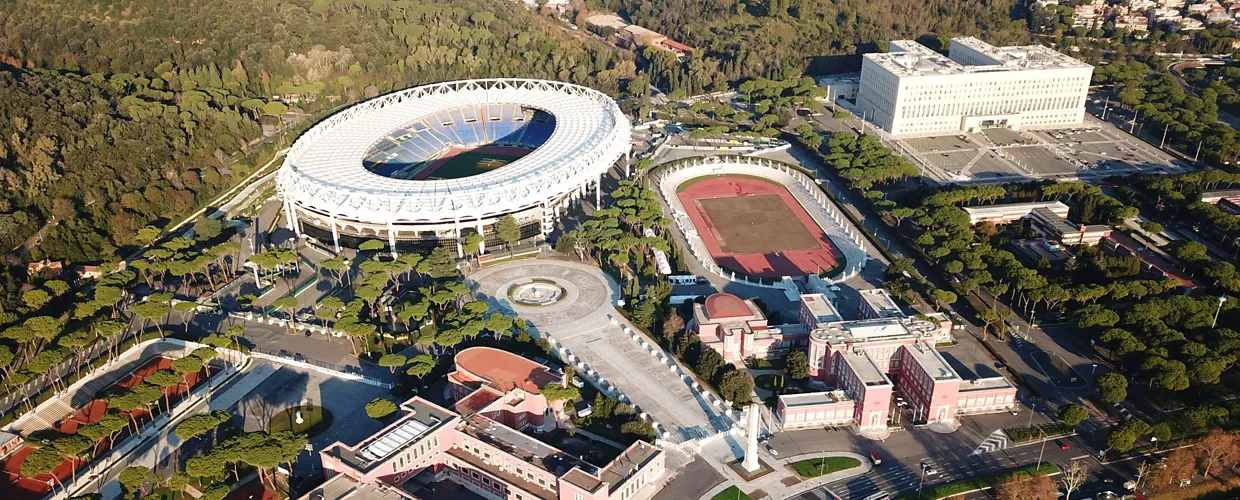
xmin=766 ymin=444 xmax=779 ymax=456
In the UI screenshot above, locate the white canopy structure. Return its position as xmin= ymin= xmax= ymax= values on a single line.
xmin=276 ymin=79 xmax=631 ymax=255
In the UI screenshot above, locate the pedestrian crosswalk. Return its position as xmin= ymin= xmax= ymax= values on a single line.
xmin=969 ymin=429 xmax=1010 ymax=456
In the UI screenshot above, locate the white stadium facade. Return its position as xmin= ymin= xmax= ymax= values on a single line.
xmin=275 ymin=79 xmax=632 ymax=256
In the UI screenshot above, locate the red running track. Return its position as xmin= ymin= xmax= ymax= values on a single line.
xmin=677 ymin=175 xmax=843 ymax=278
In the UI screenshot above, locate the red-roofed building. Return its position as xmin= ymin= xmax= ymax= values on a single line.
xmin=448 ymin=347 xmax=562 ymax=429
xmin=693 ymin=292 xmax=805 ymax=362
xmin=1101 ymin=232 xmax=1198 ymax=290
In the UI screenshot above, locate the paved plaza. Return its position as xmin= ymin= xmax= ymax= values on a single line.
xmin=466 ymin=259 xmax=735 ymax=444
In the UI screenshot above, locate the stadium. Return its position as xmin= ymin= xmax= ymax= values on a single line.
xmin=275 ymin=79 xmax=632 ymax=254
xmin=654 ymin=156 xmax=869 ymax=285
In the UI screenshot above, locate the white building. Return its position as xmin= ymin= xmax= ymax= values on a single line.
xmin=855 ymin=38 xmax=1093 ymax=137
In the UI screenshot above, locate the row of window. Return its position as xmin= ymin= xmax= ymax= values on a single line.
xmin=390 ymin=434 xmax=441 ymax=473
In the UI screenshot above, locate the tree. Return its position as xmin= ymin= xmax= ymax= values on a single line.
xmin=173 ymin=301 xmax=199 ymax=334
xmin=271 ymin=296 xmax=300 ymax=332
xmin=1057 ymin=404 xmax=1089 ymax=427
xmin=1107 ymin=419 xmax=1151 ymax=452
xmin=358 ymin=239 xmax=385 ymax=253
xmin=718 ymin=369 xmax=755 ymax=405
xmin=22 ymin=289 xmax=51 ymax=310
xmin=51 ymin=435 xmax=93 ymax=482
xmin=177 ymin=410 xmax=232 ymax=441
xmin=366 ymin=398 xmax=398 ymax=419
xmin=540 ymin=383 xmax=580 ymax=404
xmin=697 ymin=349 xmax=725 ymax=382
xmin=195 ymin=216 xmax=223 ymax=241
xmin=931 ymin=289 xmax=957 ymax=309
xmin=496 ymin=215 xmax=521 ymax=255
xmin=132 ymin=300 xmax=171 ymax=338
xmin=1060 ymin=460 xmax=1088 ymax=500
xmin=21 ymin=447 xmax=66 ymax=492
xmin=1196 ymin=429 xmax=1239 ymax=478
xmin=1097 ymin=372 xmax=1128 ymax=404
xmin=378 ymin=353 xmax=406 ymax=373
xmin=118 ymin=466 xmax=150 ymax=496
xmin=145 ymin=369 xmax=183 ymax=412
xmin=170 ymin=356 xmax=204 ymax=395
xmin=405 ymin=354 xmax=435 ymax=380
xmin=786 ymin=351 xmax=809 ymax=380
xmin=1154 ymin=447 xmax=1197 ymax=488
xmin=995 ymin=473 xmax=1058 ymax=500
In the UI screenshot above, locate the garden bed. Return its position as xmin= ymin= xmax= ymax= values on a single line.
xmin=790 ymin=456 xmax=862 ymax=478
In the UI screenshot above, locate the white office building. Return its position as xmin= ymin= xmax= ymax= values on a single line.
xmin=855 ymin=37 xmax=1093 ymax=137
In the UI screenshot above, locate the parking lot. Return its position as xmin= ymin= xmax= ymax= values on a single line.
xmin=892 ymin=118 xmax=1190 ymax=184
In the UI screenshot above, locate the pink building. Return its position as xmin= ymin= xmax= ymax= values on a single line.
xmin=448 ymin=347 xmax=562 ymax=429
xmin=776 ymin=391 xmax=855 ymax=429
xmin=695 ymin=293 xmax=805 ymax=363
xmin=309 ymin=351 xmax=668 ymax=500
xmin=791 ymin=292 xmax=1015 ymax=433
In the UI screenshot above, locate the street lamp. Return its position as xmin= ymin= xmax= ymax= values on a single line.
xmin=917 ymin=462 xmax=931 ymax=497
xmin=1213 ymin=296 xmax=1227 ymax=328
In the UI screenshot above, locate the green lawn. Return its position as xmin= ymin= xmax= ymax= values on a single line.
xmin=268 ymin=405 xmax=334 ymax=437
xmin=711 ymin=486 xmax=751 ymax=500
xmin=427 ymin=151 xmax=522 ymax=179
xmin=790 ymin=456 xmax=863 ymax=478
xmin=904 ymin=463 xmax=1060 ymax=499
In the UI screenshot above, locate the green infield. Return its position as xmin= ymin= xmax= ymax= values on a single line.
xmin=426 ymin=151 xmax=523 ymax=180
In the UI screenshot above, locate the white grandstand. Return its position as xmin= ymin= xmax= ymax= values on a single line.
xmin=653 ymin=156 xmax=871 ymax=287
xmin=276 ymin=79 xmax=632 ymax=256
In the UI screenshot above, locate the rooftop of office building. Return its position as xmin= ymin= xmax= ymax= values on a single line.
xmin=779 ymin=390 xmax=853 ymax=407
xmin=330 ymin=399 xmax=456 ymax=472
xmin=903 ymin=342 xmax=961 ymax=382
xmin=865 ymin=38 xmax=1090 ymax=78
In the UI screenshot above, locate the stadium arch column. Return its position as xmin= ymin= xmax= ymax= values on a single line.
xmin=387 ymin=222 xmax=399 ymax=259
xmin=453 ymin=215 xmax=464 ymax=258
xmin=330 ymin=214 xmax=341 ymax=253
xmin=283 ymin=197 xmax=303 ymax=238
xmin=596 ymin=173 xmax=602 ymax=208
xmin=626 ymin=150 xmax=632 ymax=177
xmin=476 ymin=221 xmax=486 ymax=255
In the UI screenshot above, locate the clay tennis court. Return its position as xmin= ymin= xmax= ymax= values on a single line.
xmin=677 ymin=175 xmax=842 ymax=278
xmin=1 ymin=357 xmax=207 ymax=499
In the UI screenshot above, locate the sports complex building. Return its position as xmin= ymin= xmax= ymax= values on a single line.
xmin=276 ymin=79 xmax=632 ymax=255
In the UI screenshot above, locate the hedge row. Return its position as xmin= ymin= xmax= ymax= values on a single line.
xmin=1004 ymin=423 xmax=1074 ymax=443
xmin=911 ymin=463 xmax=1060 ymax=500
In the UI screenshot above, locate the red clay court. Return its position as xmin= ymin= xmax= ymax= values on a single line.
xmin=677 ymin=175 xmax=843 ymax=278
xmin=1 ymin=357 xmax=207 ymax=500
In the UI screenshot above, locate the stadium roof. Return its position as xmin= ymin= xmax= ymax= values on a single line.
xmin=277 ymin=79 xmax=630 ymax=225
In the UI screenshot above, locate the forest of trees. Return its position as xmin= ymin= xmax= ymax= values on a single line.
xmin=592 ymin=0 xmax=1031 ymax=93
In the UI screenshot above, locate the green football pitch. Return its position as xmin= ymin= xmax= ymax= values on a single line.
xmin=425 ymin=151 xmax=523 ymax=180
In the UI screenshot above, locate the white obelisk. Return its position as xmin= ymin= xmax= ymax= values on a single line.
xmin=742 ymin=405 xmax=761 ymax=472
